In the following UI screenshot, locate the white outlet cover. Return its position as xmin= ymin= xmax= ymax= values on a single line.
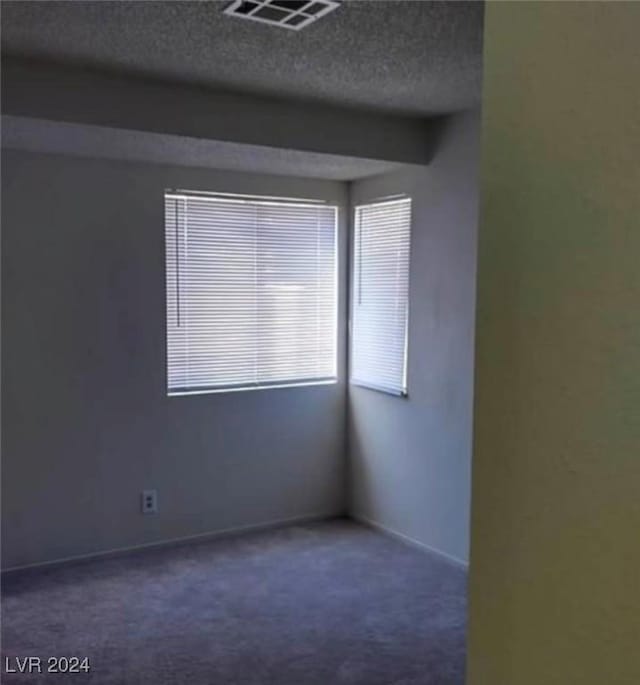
xmin=142 ymin=489 xmax=158 ymax=514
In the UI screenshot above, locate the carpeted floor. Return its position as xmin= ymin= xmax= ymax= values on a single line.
xmin=1 ymin=519 xmax=467 ymax=684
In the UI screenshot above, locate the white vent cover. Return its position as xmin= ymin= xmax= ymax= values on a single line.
xmin=224 ymin=0 xmax=340 ymax=31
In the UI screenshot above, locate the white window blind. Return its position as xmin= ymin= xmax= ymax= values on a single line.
xmin=350 ymin=197 xmax=411 ymax=396
xmin=165 ymin=192 xmax=338 ymax=395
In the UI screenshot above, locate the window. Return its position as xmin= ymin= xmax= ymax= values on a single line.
xmin=165 ymin=191 xmax=338 ymax=395
xmin=350 ymin=197 xmax=411 ymax=396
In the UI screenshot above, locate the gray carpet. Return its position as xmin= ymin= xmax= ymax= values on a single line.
xmin=1 ymin=519 xmax=467 ymax=684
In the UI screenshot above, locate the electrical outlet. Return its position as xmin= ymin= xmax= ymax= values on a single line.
xmin=141 ymin=489 xmax=158 ymax=514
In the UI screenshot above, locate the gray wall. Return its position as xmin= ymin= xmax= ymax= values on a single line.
xmin=2 ymin=60 xmax=441 ymax=165
xmin=1 ymin=150 xmax=348 ymax=570
xmin=348 ymin=111 xmax=480 ymax=564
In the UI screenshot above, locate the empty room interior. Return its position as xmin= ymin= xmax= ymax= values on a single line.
xmin=1 ymin=1 xmax=639 ymax=684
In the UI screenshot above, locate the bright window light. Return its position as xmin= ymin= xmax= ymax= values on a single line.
xmin=165 ymin=191 xmax=338 ymax=395
xmin=350 ymin=197 xmax=411 ymax=396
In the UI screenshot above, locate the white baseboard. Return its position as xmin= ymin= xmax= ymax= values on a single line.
xmin=1 ymin=510 xmax=341 ymax=574
xmin=352 ymin=512 xmax=469 ymax=569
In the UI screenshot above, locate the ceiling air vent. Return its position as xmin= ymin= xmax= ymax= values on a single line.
xmin=224 ymin=0 xmax=341 ymax=31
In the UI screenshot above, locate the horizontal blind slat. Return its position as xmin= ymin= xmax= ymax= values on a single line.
xmin=350 ymin=198 xmax=411 ymax=395
xmin=165 ymin=194 xmax=338 ymax=393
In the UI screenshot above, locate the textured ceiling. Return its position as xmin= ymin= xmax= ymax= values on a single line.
xmin=1 ymin=0 xmax=484 ymax=116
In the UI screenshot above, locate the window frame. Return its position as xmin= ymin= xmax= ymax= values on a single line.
xmin=164 ymin=189 xmax=340 ymax=396
xmin=349 ymin=196 xmax=412 ymax=398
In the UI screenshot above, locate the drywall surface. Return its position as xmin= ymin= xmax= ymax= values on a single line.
xmin=1 ymin=151 xmax=347 ymax=569
xmin=348 ymin=111 xmax=480 ymax=564
xmin=467 ymin=4 xmax=640 ymax=684
xmin=2 ymin=60 xmax=441 ymax=165
xmin=1 ymin=115 xmax=408 ymax=182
